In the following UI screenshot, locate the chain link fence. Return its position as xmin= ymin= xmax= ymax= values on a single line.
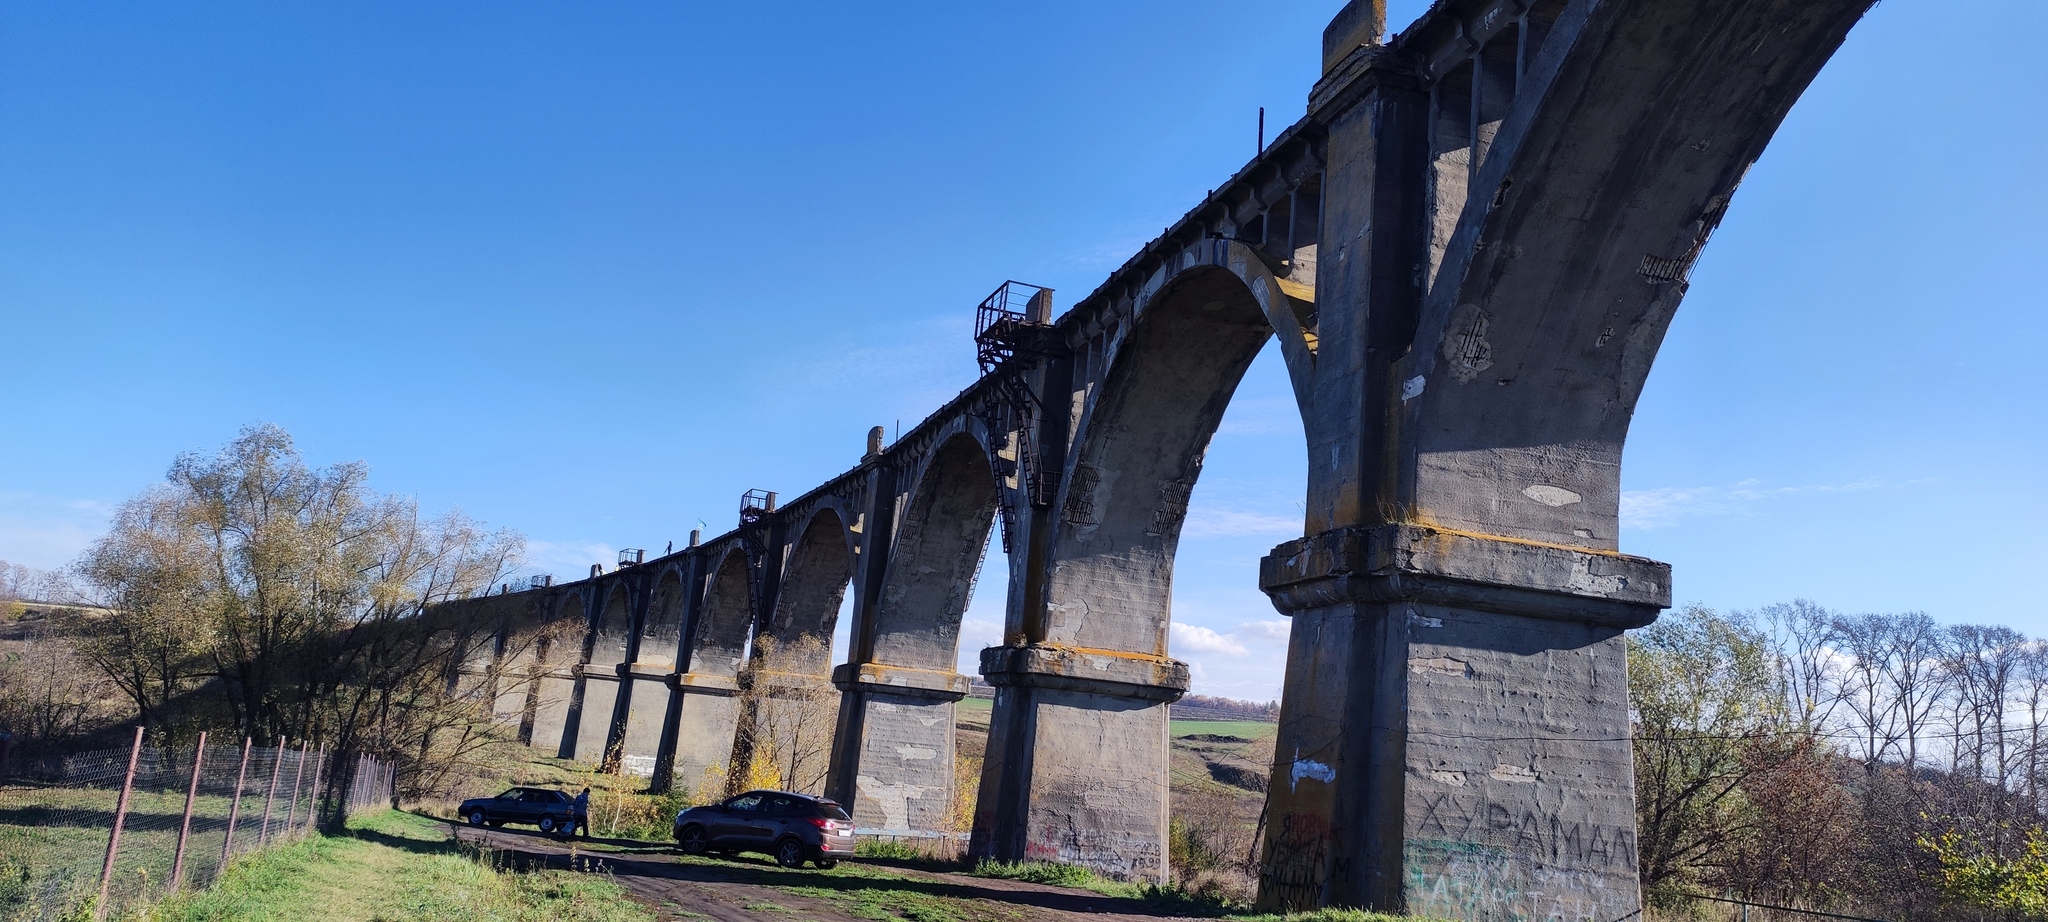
xmin=0 ymin=728 xmax=396 ymax=920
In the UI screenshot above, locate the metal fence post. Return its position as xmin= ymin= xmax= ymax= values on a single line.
xmin=221 ymin=737 xmax=251 ymax=866
xmin=95 ymin=726 xmax=145 ymax=920
xmin=303 ymin=744 xmax=326 ymax=836
xmin=259 ymin=738 xmax=285 ymax=847
xmin=283 ymin=740 xmax=309 ymax=837
xmin=170 ymin=731 xmax=208 ymax=891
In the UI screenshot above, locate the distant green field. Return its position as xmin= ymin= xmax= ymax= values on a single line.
xmin=952 ymin=698 xmax=1274 ymax=740
xmin=1170 ymin=719 xmax=1277 ymax=740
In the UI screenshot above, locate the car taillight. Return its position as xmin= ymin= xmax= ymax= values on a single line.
xmin=808 ymin=818 xmax=831 ymax=829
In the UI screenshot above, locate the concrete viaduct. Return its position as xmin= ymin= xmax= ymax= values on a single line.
xmin=445 ymin=0 xmax=1878 ymax=916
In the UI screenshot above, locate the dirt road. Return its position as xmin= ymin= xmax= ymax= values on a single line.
xmin=449 ymin=822 xmax=1216 ymax=922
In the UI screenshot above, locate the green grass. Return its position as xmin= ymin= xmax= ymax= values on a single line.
xmin=136 ymin=809 xmax=653 ymax=922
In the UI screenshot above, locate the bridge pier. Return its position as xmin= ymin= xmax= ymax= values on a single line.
xmin=828 ymin=663 xmax=970 ymax=834
xmin=971 ymin=645 xmax=1187 ymax=885
xmin=666 ymin=673 xmax=742 ymax=797
xmin=571 ymin=670 xmax=621 ymax=762
xmin=1254 ymin=526 xmax=1663 ymax=914
xmin=616 ymin=667 xmax=670 ymax=777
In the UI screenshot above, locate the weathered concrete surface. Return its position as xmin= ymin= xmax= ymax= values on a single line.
xmin=670 ymin=675 xmax=741 ymax=797
xmin=438 ymin=0 xmax=1884 ymax=910
xmin=1255 ymin=526 xmax=1664 ymax=913
xmin=573 ymin=674 xmax=620 ymax=762
xmin=618 ymin=671 xmax=670 ymax=776
xmin=530 ymin=672 xmax=575 ymax=756
xmin=828 ymin=433 xmax=996 ymax=830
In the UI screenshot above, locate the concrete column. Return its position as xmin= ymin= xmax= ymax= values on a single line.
xmin=617 ymin=666 xmax=672 ymax=778
xmin=531 ymin=667 xmax=577 ymax=756
xmin=667 ymin=672 xmax=742 ymax=798
xmin=971 ymin=644 xmax=1188 ymax=884
xmin=829 ymin=663 xmax=970 ymax=834
xmin=572 ymin=670 xmax=621 ymax=762
xmin=1254 ymin=526 xmax=1665 ymax=915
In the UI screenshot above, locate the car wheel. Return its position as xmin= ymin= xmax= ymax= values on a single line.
xmin=775 ymin=838 xmax=806 ymax=869
xmin=815 ymin=859 xmax=838 ymax=870
xmin=676 ymin=824 xmax=709 ymax=856
xmin=539 ymin=815 xmax=558 ymax=835
xmin=467 ymin=809 xmax=485 ymax=826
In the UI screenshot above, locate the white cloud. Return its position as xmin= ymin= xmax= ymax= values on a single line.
xmin=1180 ymin=508 xmax=1302 ymax=539
xmin=522 ymin=539 xmax=618 ymax=582
xmin=1171 ymin=622 xmax=1248 ymax=656
xmin=1216 ymin=397 xmax=1303 ymax=437
xmin=1621 ymin=477 xmax=1911 ymax=529
xmin=0 ymin=492 xmax=115 ymax=570
xmin=1239 ymin=619 xmax=1292 ymax=644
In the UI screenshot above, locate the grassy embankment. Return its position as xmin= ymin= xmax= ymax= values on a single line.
xmin=137 ymin=809 xmax=650 ymax=922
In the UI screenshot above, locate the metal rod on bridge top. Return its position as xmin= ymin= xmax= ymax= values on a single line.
xmin=1258 ymin=106 xmax=1265 ymax=154
xmin=95 ymin=725 xmax=145 ymax=920
xmin=220 ymin=737 xmax=251 ymax=866
xmin=283 ymin=739 xmax=309 ymax=836
xmin=258 ymin=738 xmax=286 ymax=846
xmin=170 ymin=731 xmax=208 ymax=891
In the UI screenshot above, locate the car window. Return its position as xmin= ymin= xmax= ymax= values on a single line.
xmin=767 ymin=796 xmax=799 ymax=815
xmin=817 ymin=801 xmax=851 ymax=821
xmin=497 ymin=789 xmax=519 ymax=800
xmin=520 ymin=791 xmax=549 ymax=803
xmin=728 ymin=794 xmax=763 ymax=812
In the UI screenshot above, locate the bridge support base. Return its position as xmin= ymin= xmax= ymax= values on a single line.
xmin=1255 ymin=525 xmax=1666 ymax=917
xmin=662 ymin=673 xmax=741 ymax=798
xmin=970 ymin=644 xmax=1189 ymax=884
xmin=827 ymin=663 xmax=971 ymax=834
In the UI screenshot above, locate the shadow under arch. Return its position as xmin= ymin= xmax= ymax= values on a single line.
xmin=669 ymin=548 xmax=753 ymax=799
xmin=614 ymin=565 xmax=688 ymax=777
xmin=976 ymin=249 xmax=1307 ymax=882
xmin=567 ymin=581 xmax=634 ymax=763
xmin=765 ymin=507 xmax=855 ymax=659
xmin=730 ymin=507 xmax=857 ymax=795
xmin=828 ymin=431 xmax=1000 ymax=835
xmin=529 ymin=591 xmax=586 ymax=757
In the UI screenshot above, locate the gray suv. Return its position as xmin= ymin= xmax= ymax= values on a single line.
xmin=672 ymin=790 xmax=854 ymax=869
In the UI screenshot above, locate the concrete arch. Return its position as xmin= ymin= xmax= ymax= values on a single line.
xmin=529 ymin=591 xmax=585 ymax=755
xmin=694 ymin=548 xmax=754 ymax=679
xmin=1399 ymin=0 xmax=1873 ymax=552
xmin=639 ymin=565 xmax=688 ymax=669
xmin=874 ymin=432 xmax=1000 ymax=671
xmin=571 ymin=580 xmax=635 ymax=761
xmin=669 ymin=547 xmax=753 ymax=797
xmin=589 ymin=580 xmax=634 ymax=669
xmin=827 ymin=432 xmax=999 ymax=834
xmin=764 ymin=507 xmax=854 ymax=660
xmin=1043 ymin=259 xmax=1283 ymax=652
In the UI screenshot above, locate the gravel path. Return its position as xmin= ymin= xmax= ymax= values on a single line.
xmin=447 ymin=821 xmax=1215 ymax=922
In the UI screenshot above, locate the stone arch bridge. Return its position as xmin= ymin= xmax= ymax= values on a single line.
xmin=436 ymin=0 xmax=1878 ymax=915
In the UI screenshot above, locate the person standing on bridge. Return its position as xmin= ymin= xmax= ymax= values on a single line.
xmin=573 ymin=786 xmax=591 ymax=839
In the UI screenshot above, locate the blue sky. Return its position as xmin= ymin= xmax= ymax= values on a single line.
xmin=3 ymin=0 xmax=2042 ymax=702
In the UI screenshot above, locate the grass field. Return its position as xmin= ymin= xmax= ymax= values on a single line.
xmin=142 ymin=810 xmax=651 ymax=922
xmin=1169 ymin=720 xmax=1277 ymax=740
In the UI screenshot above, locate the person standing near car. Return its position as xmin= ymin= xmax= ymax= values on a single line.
xmin=573 ymin=787 xmax=591 ymax=838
